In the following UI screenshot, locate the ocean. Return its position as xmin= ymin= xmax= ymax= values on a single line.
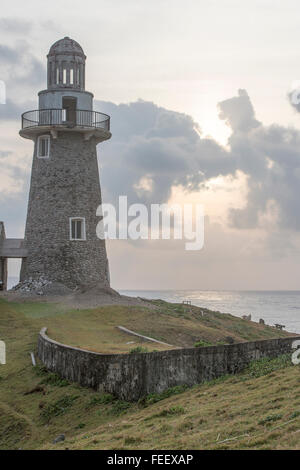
xmin=120 ymin=289 xmax=300 ymax=334
xmin=7 ymin=278 xmax=300 ymax=334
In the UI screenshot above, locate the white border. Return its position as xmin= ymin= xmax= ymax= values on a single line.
xmin=37 ymin=135 xmax=50 ymax=159
xmin=69 ymin=217 xmax=86 ymax=241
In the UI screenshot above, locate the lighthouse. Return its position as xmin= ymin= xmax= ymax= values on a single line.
xmin=18 ymin=37 xmax=111 ymax=290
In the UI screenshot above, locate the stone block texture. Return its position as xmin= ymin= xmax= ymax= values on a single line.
xmin=19 ymin=37 xmax=110 ymax=290
xmin=20 ymin=132 xmax=109 ymax=289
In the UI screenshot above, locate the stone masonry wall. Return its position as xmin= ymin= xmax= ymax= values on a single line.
xmin=21 ymin=132 xmax=109 ymax=289
xmin=38 ymin=328 xmax=299 ymax=401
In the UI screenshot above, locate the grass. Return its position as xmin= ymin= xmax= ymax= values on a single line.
xmin=129 ymin=346 xmax=149 ymax=354
xmin=40 ymin=372 xmax=70 ymax=387
xmin=0 ymin=297 xmax=293 ymax=355
xmin=194 ymin=340 xmax=213 ymax=347
xmin=40 ymin=395 xmax=79 ymax=423
xmin=141 ymin=385 xmax=190 ymax=406
xmin=150 ymin=406 xmax=186 ymax=418
xmin=0 ymin=296 xmax=299 ymax=450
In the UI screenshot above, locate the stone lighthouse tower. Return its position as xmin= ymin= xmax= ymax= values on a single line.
xmin=19 ymin=37 xmax=111 ymax=291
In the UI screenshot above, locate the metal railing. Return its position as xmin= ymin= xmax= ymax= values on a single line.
xmin=21 ymin=109 xmax=110 ymax=131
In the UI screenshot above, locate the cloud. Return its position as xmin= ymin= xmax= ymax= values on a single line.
xmin=2 ymin=87 xmax=300 ymax=279
xmin=0 ymin=41 xmax=45 ymax=115
xmin=218 ymin=89 xmax=261 ymax=133
xmin=95 ymin=99 xmax=230 ymax=206
xmin=0 ymin=18 xmax=32 ymax=34
xmin=0 ymin=98 xmax=36 ymax=121
xmin=96 ymin=90 xmax=300 ymax=236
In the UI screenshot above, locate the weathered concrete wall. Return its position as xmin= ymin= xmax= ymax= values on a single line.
xmin=0 ymin=222 xmax=7 ymax=290
xmin=38 ymin=328 xmax=299 ymax=401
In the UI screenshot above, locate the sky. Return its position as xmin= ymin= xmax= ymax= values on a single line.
xmin=1 ymin=0 xmax=300 ymax=290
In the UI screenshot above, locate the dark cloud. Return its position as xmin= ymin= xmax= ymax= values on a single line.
xmin=96 ymin=89 xmax=300 ymax=234
xmin=95 ymin=99 xmax=229 ymax=206
xmin=0 ymin=41 xmax=43 ymax=121
xmin=0 ymin=42 xmax=45 ymax=116
xmin=2 ymin=88 xmax=300 ymax=250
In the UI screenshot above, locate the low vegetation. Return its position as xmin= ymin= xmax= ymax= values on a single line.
xmin=129 ymin=346 xmax=149 ymax=354
xmin=0 ymin=297 xmax=299 ymax=450
xmin=2 ymin=297 xmax=293 ymax=355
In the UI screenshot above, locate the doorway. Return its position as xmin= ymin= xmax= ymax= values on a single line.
xmin=62 ymin=97 xmax=77 ymax=126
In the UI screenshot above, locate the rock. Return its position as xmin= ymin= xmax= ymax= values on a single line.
xmin=11 ymin=275 xmax=52 ymax=293
xmin=242 ymin=314 xmax=252 ymax=321
xmin=53 ymin=434 xmax=65 ymax=444
xmin=259 ymin=318 xmax=265 ymax=324
xmin=10 ymin=276 xmax=72 ymax=295
xmin=225 ymin=336 xmax=234 ymax=344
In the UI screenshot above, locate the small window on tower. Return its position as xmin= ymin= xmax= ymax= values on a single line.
xmin=37 ymin=135 xmax=50 ymax=158
xmin=56 ymin=67 xmax=59 ymax=84
xmin=70 ymin=217 xmax=86 ymax=241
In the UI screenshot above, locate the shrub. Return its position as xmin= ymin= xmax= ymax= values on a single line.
xmin=40 ymin=395 xmax=78 ymax=423
xmin=76 ymin=423 xmax=86 ymax=429
xmin=34 ymin=365 xmax=48 ymax=377
xmin=290 ymin=410 xmax=300 ymax=419
xmin=88 ymin=393 xmax=115 ymax=407
xmin=40 ymin=372 xmax=69 ymax=387
xmin=110 ymin=400 xmax=132 ymax=416
xmin=141 ymin=385 xmax=189 ymax=406
xmin=194 ymin=340 xmax=213 ymax=348
xmin=244 ymin=354 xmax=291 ymax=379
xmin=258 ymin=414 xmax=282 ymax=426
xmin=129 ymin=346 xmax=148 ymax=354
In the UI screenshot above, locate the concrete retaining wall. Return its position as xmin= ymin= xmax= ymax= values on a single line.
xmin=0 ymin=222 xmax=7 ymax=291
xmin=38 ymin=327 xmax=299 ymax=401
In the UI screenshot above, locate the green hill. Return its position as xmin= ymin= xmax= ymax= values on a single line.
xmin=0 ymin=297 xmax=298 ymax=450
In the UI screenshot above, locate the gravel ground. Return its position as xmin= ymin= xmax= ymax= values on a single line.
xmin=0 ymin=281 xmax=154 ymax=309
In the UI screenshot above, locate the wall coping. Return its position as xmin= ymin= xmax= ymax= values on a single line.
xmin=39 ymin=327 xmax=300 ymax=359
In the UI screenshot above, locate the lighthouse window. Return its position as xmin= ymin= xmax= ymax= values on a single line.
xmin=70 ymin=217 xmax=86 ymax=241
xmin=70 ymin=69 xmax=74 ymax=85
xmin=37 ymin=135 xmax=50 ymax=158
xmin=56 ymin=67 xmax=59 ymax=84
xmin=63 ymin=68 xmax=67 ymax=84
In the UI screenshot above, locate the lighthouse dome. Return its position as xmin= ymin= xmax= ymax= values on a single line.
xmin=48 ymin=37 xmax=86 ymax=58
xmin=47 ymin=37 xmax=86 ymax=90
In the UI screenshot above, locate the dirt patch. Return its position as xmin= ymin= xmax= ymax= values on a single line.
xmin=1 ymin=285 xmax=154 ymax=309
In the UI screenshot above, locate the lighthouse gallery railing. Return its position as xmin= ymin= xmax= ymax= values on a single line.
xmin=21 ymin=109 xmax=110 ymax=131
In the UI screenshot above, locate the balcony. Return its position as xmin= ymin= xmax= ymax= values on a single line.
xmin=20 ymin=109 xmax=111 ymax=142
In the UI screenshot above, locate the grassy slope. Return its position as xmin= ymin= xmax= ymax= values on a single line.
xmin=5 ymin=298 xmax=293 ymax=354
xmin=0 ymin=298 xmax=299 ymax=450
